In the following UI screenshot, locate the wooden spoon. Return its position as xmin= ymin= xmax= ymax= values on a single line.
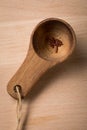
xmin=7 ymin=18 xmax=76 ymax=99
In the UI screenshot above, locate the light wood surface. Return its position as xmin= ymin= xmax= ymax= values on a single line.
xmin=0 ymin=0 xmax=87 ymax=130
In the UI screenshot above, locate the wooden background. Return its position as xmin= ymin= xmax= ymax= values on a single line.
xmin=0 ymin=0 xmax=87 ymax=130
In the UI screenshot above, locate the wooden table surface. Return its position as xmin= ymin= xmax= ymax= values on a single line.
xmin=0 ymin=0 xmax=87 ymax=130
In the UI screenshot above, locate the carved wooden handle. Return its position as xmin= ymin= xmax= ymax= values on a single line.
xmin=7 ymin=45 xmax=51 ymax=99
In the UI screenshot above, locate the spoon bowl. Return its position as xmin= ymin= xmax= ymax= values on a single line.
xmin=32 ymin=18 xmax=76 ymax=62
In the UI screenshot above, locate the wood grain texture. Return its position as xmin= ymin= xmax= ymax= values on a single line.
xmin=0 ymin=0 xmax=87 ymax=130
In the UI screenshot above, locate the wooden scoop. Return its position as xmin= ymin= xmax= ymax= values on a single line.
xmin=7 ymin=18 xmax=76 ymax=99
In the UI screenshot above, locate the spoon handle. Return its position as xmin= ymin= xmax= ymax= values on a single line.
xmin=7 ymin=45 xmax=50 ymax=99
